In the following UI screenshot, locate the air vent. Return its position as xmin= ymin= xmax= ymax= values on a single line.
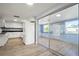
xmin=14 ymin=15 xmax=20 ymax=18
xmin=30 ymin=21 xmax=35 ymax=23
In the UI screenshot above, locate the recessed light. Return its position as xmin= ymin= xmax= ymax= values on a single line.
xmin=26 ymin=2 xmax=34 ymax=5
xmin=56 ymin=14 xmax=61 ymax=17
xmin=14 ymin=19 xmax=17 ymax=21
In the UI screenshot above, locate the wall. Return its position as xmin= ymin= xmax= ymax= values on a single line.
xmin=0 ymin=19 xmax=7 ymax=46
xmin=0 ymin=34 xmax=8 ymax=46
xmin=0 ymin=19 xmax=5 ymax=27
xmin=38 ymin=4 xmax=78 ymax=55
xmin=23 ymin=19 xmax=35 ymax=45
xmin=38 ymin=4 xmax=78 ymax=44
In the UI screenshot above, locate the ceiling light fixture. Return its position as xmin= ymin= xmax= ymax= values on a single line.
xmin=56 ymin=14 xmax=61 ymax=17
xmin=14 ymin=19 xmax=17 ymax=21
xmin=26 ymin=2 xmax=34 ymax=5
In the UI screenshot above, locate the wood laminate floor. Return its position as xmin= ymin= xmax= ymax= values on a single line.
xmin=0 ymin=38 xmax=55 ymax=56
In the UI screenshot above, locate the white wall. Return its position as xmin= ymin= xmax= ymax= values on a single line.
xmin=0 ymin=19 xmax=5 ymax=27
xmin=0 ymin=20 xmax=7 ymax=46
xmin=36 ymin=20 xmax=39 ymax=44
xmin=23 ymin=20 xmax=35 ymax=45
xmin=0 ymin=34 xmax=8 ymax=46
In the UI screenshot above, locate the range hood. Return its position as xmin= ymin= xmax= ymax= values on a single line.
xmin=0 ymin=27 xmax=23 ymax=34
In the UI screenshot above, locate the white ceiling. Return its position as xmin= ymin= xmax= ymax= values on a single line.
xmin=39 ymin=4 xmax=78 ymax=24
xmin=0 ymin=3 xmax=76 ymax=21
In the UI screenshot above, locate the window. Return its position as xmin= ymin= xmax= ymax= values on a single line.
xmin=65 ymin=20 xmax=78 ymax=34
xmin=40 ymin=24 xmax=49 ymax=33
xmin=43 ymin=24 xmax=49 ymax=33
